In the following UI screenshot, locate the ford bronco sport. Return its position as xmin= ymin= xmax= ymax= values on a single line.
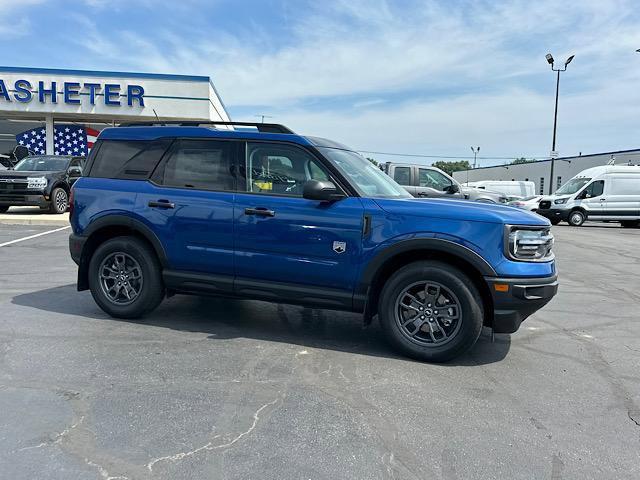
xmin=68 ymin=122 xmax=557 ymax=362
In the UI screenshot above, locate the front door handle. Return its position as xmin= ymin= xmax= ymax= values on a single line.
xmin=245 ymin=207 xmax=275 ymax=217
xmin=148 ymin=199 xmax=175 ymax=209
xmin=600 ymin=198 xmax=606 ymax=201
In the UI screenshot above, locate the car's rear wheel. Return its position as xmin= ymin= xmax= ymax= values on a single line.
xmin=49 ymin=187 xmax=68 ymax=214
xmin=0 ymin=206 xmax=9 ymax=213
xmin=88 ymin=236 xmax=164 ymax=319
xmin=378 ymin=261 xmax=483 ymax=362
xmin=568 ymin=210 xmax=586 ymax=227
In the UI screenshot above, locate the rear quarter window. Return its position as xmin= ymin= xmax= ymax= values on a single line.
xmin=88 ymin=139 xmax=172 ymax=179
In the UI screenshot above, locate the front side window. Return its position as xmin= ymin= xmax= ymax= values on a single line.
xmin=68 ymin=157 xmax=83 ymax=175
xmin=582 ymin=180 xmax=604 ymax=198
xmin=419 ymin=168 xmax=452 ymax=190
xmin=393 ymin=167 xmax=411 ymax=186
xmin=242 ymin=143 xmax=330 ymax=196
xmin=14 ymin=156 xmax=70 ymax=172
xmin=161 ymin=139 xmax=235 ymax=191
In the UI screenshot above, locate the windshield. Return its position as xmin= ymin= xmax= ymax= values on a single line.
xmin=318 ymin=148 xmax=411 ymax=198
xmin=14 ymin=156 xmax=70 ymax=172
xmin=555 ymin=177 xmax=591 ymax=195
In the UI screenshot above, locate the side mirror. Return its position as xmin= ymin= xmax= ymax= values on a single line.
xmin=68 ymin=167 xmax=82 ymax=176
xmin=444 ymin=183 xmax=460 ymax=194
xmin=303 ymin=180 xmax=345 ymax=202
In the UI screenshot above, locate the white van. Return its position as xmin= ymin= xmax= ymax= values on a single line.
xmin=465 ymin=180 xmax=535 ymax=199
xmin=536 ymin=165 xmax=640 ymax=227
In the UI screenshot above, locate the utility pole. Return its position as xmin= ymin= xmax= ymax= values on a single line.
xmin=255 ymin=114 xmax=273 ymax=123
xmin=545 ymin=53 xmax=574 ymax=194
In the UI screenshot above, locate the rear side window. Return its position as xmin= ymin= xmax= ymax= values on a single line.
xmin=160 ymin=139 xmax=236 ymax=191
xmin=393 ymin=167 xmax=411 ymax=185
xmin=89 ymin=139 xmax=171 ymax=179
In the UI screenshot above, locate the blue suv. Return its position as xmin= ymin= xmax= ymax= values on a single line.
xmin=68 ymin=122 xmax=557 ymax=362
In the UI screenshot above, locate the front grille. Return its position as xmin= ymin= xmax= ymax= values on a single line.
xmin=539 ymin=200 xmax=551 ymax=209
xmin=0 ymin=195 xmax=28 ymax=202
xmin=0 ymin=183 xmax=28 ymax=192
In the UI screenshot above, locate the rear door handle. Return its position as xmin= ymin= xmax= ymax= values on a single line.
xmin=148 ymin=199 xmax=175 ymax=209
xmin=245 ymin=207 xmax=275 ymax=217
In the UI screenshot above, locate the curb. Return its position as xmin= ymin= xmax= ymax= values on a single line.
xmin=0 ymin=216 xmax=70 ymax=227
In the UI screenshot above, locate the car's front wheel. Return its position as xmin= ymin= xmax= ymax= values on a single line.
xmin=88 ymin=236 xmax=164 ymax=319
xmin=568 ymin=210 xmax=586 ymax=227
xmin=378 ymin=261 xmax=483 ymax=362
xmin=49 ymin=187 xmax=68 ymax=214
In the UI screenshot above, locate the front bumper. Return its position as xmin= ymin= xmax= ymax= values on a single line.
xmin=537 ymin=208 xmax=569 ymax=222
xmin=484 ymin=274 xmax=558 ymax=333
xmin=0 ymin=193 xmax=49 ymax=208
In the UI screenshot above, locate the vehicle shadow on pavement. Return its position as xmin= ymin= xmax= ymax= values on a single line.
xmin=12 ymin=284 xmax=511 ymax=366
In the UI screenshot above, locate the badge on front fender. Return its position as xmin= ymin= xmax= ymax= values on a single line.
xmin=332 ymin=241 xmax=346 ymax=254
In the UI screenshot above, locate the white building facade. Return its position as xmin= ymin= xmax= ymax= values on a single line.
xmin=0 ymin=66 xmax=230 ymax=156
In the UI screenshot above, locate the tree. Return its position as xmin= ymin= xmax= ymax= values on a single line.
xmin=511 ymin=157 xmax=535 ymax=164
xmin=366 ymin=157 xmax=379 ymax=167
xmin=431 ymin=160 xmax=471 ymax=176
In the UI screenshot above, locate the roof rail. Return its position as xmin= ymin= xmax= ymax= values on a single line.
xmin=117 ymin=121 xmax=295 ymax=134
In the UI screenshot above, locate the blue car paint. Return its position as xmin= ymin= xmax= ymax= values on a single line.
xmin=234 ymin=193 xmax=365 ymax=291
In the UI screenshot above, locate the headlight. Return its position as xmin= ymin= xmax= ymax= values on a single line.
xmin=554 ymin=198 xmax=568 ymax=204
xmin=27 ymin=177 xmax=48 ymax=189
xmin=505 ymin=226 xmax=554 ymax=262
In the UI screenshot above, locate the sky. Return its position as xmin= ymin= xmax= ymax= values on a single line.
xmin=0 ymin=0 xmax=639 ymax=166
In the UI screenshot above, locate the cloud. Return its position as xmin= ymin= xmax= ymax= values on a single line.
xmin=4 ymin=0 xmax=640 ymax=160
xmin=0 ymin=0 xmax=43 ymax=37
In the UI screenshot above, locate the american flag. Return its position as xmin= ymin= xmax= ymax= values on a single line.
xmin=16 ymin=125 xmax=100 ymax=156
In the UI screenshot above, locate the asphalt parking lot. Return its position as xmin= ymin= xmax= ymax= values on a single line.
xmin=0 ymin=223 xmax=639 ymax=479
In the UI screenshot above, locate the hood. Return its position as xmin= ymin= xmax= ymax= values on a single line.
xmin=373 ymin=197 xmax=549 ymax=226
xmin=0 ymin=170 xmax=62 ymax=177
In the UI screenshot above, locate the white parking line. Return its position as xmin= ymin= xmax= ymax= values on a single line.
xmin=0 ymin=225 xmax=70 ymax=248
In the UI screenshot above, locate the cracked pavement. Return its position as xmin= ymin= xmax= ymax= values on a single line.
xmin=0 ymin=223 xmax=639 ymax=479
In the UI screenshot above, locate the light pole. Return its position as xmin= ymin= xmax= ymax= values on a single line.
xmin=470 ymin=146 xmax=480 ymax=168
xmin=255 ymin=114 xmax=273 ymax=123
xmin=545 ymin=52 xmax=574 ymax=194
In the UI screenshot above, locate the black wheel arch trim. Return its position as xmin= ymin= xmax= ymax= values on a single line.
xmin=83 ymin=215 xmax=169 ymax=267
xmin=355 ymin=238 xmax=497 ymax=308
xmin=76 ymin=214 xmax=169 ymax=291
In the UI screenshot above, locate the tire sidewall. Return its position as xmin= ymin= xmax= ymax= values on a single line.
xmin=568 ymin=210 xmax=585 ymax=227
xmin=88 ymin=237 xmax=163 ymax=319
xmin=379 ymin=262 xmax=483 ymax=362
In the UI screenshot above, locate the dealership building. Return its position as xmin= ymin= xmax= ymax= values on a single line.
xmin=452 ymin=149 xmax=640 ymax=195
xmin=0 ymin=66 xmax=230 ymax=159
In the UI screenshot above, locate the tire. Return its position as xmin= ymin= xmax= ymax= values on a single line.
xmin=549 ymin=218 xmax=561 ymax=225
xmin=568 ymin=210 xmax=586 ymax=227
xmin=49 ymin=187 xmax=69 ymax=214
xmin=0 ymin=206 xmax=9 ymax=213
xmin=378 ymin=261 xmax=484 ymax=363
xmin=88 ymin=236 xmax=164 ymax=319
xmin=621 ymin=220 xmax=640 ymax=228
